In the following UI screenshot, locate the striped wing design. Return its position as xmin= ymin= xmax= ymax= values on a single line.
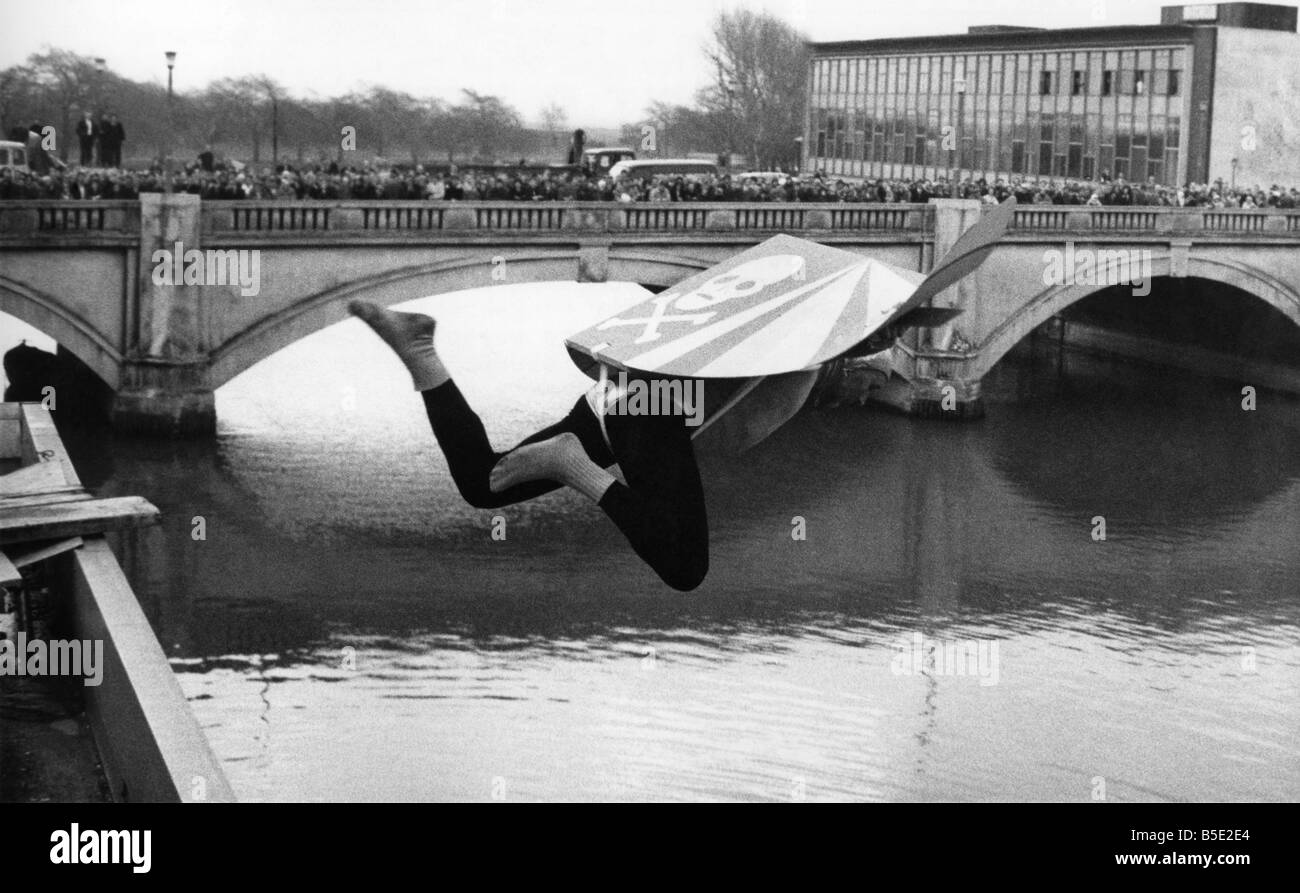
xmin=566 ymin=234 xmax=917 ymax=378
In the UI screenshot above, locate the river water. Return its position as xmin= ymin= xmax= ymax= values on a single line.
xmin=16 ymin=282 xmax=1300 ymax=802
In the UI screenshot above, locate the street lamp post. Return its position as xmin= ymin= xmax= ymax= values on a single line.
xmin=164 ymin=51 xmax=176 ymax=193
xmin=954 ymin=75 xmax=967 ymax=192
xmin=94 ymin=58 xmax=106 ymax=166
xmin=272 ymin=92 xmax=279 ymax=167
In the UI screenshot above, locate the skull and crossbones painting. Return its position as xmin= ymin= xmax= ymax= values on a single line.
xmin=597 ymin=254 xmax=806 ymax=343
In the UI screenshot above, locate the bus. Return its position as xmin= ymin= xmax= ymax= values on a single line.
xmin=608 ymin=158 xmax=719 ymax=180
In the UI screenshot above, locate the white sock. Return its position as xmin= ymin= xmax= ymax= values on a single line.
xmin=556 ymin=449 xmax=616 ymax=502
xmin=397 ymin=339 xmax=449 ymax=391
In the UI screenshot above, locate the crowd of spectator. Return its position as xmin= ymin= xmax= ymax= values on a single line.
xmin=2 ymin=151 xmax=1297 ymax=209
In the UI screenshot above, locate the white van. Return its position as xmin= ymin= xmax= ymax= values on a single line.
xmin=0 ymin=140 xmax=31 ymax=175
xmin=608 ymin=158 xmax=719 ymax=180
xmin=583 ymin=147 xmax=636 ymax=172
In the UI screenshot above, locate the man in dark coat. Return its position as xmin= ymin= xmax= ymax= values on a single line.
xmin=26 ymin=123 xmax=64 ymax=175
xmin=103 ymin=115 xmax=125 ymax=167
xmin=75 ymin=111 xmax=97 ymax=166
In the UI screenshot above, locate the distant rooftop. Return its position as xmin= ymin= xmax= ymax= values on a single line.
xmin=1161 ymin=2 xmax=1297 ymax=29
xmin=812 ymin=2 xmax=1297 ymax=55
xmin=967 ymin=25 xmax=1044 ymax=35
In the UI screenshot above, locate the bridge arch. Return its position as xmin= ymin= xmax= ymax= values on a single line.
xmin=0 ymin=274 xmax=124 ymax=390
xmin=206 ymin=249 xmax=711 ymax=390
xmin=968 ymin=254 xmax=1300 ymax=380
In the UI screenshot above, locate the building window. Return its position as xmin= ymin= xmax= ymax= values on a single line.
xmin=1072 ymin=70 xmax=1085 ymax=95
xmin=1134 ymin=70 xmax=1146 ymax=94
xmin=1039 ymin=70 xmax=1053 ymax=95
xmin=1102 ymin=70 xmax=1114 ymax=96
xmin=1068 ymin=144 xmax=1082 ymax=177
xmin=1168 ymin=69 xmax=1180 ymax=95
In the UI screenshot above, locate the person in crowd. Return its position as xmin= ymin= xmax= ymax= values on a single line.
xmin=75 ymin=111 xmax=97 ymax=166
xmin=103 ymin=114 xmax=125 ymax=167
xmin=1 ymin=149 xmax=1294 ymax=210
xmin=24 ymin=122 xmax=65 ymax=176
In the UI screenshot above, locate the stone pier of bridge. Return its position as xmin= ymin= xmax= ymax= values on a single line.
xmin=95 ymin=192 xmax=216 ymax=436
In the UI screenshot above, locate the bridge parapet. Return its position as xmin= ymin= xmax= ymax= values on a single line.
xmin=2 ymin=200 xmax=1297 ymax=244
xmin=1007 ymin=205 xmax=1300 ymax=238
xmin=0 ymin=200 xmax=140 ymax=241
xmin=196 ymin=200 xmax=934 ymax=239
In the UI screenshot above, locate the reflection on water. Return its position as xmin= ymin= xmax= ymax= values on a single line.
xmin=59 ymin=283 xmax=1300 ymax=802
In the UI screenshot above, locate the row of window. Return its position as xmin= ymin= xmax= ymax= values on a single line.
xmin=1045 ymin=68 xmax=1179 ymax=96
xmin=809 ymin=48 xmax=1189 ymax=99
xmin=810 ymin=108 xmax=1183 ymax=183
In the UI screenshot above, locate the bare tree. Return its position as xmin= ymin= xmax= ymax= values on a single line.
xmin=246 ymin=75 xmax=287 ymax=165
xmin=698 ymin=10 xmax=809 ymax=170
xmin=5 ymin=46 xmax=539 ymax=168
xmin=205 ymin=77 xmax=265 ymax=163
xmin=27 ymin=48 xmax=99 ymax=161
xmin=0 ymin=65 xmax=40 ymax=138
xmin=539 ymin=102 xmax=568 ymax=153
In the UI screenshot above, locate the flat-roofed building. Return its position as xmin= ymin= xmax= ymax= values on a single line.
xmin=803 ymin=3 xmax=1300 ymax=188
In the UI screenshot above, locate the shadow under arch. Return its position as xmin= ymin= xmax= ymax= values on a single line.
xmin=968 ymin=253 xmax=1300 ymax=381
xmin=0 ymin=274 xmax=123 ymax=390
xmin=974 ymin=262 xmax=1300 ymax=526
xmin=205 ymin=249 xmax=712 ymax=391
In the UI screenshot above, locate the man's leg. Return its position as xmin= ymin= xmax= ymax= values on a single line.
xmin=489 ymin=393 xmax=709 ymax=591
xmin=599 ymin=406 xmax=709 ymax=592
xmin=350 ymin=300 xmax=613 ymax=509
xmin=426 ymin=383 xmax=614 ymax=509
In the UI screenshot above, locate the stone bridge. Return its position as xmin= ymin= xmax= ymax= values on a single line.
xmin=1 ymin=195 xmax=1297 ymax=433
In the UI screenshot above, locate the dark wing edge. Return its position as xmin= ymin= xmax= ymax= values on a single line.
xmin=891 ymin=194 xmax=1018 ymax=313
xmin=831 ymin=196 xmax=1015 ymax=361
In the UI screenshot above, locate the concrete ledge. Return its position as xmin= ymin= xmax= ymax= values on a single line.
xmin=60 ymin=538 xmax=235 ymax=802
xmin=18 ymin=403 xmax=80 ymax=482
xmin=5 ymin=403 xmax=234 ymax=802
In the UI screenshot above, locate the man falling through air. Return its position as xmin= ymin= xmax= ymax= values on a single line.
xmin=349 ymin=301 xmax=709 ymax=591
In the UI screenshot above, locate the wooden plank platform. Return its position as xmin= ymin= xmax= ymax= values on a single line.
xmin=0 ymin=550 xmax=20 ymax=586
xmin=0 ymin=490 xmax=95 ymax=511
xmin=0 ymin=496 xmax=160 ymax=546
xmin=6 ymin=536 xmax=84 ymax=569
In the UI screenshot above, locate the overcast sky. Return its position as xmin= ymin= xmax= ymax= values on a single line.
xmin=3 ymin=0 xmax=1180 ymax=127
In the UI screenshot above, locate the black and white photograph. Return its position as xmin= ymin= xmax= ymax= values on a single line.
xmin=0 ymin=0 xmax=1295 ymax=863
